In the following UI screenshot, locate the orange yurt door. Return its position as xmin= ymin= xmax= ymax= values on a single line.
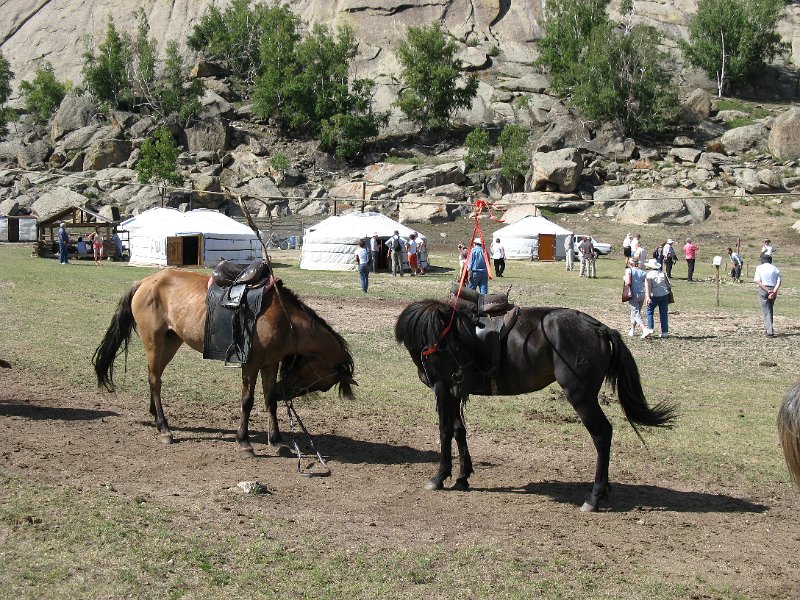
xmin=538 ymin=234 xmax=556 ymax=261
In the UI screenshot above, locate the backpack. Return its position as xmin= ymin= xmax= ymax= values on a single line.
xmin=653 ymin=247 xmax=661 ymax=259
xmin=388 ymin=237 xmax=401 ymax=251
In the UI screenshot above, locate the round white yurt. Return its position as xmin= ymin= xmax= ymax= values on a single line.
xmin=300 ymin=211 xmax=427 ymax=272
xmin=492 ymin=215 xmax=573 ymax=261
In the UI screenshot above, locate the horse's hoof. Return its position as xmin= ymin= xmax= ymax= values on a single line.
xmin=450 ymin=480 xmax=470 ymax=492
xmin=159 ymin=433 xmax=174 ymax=445
xmin=276 ymin=445 xmax=294 ymax=458
xmin=425 ymin=479 xmax=444 ymax=491
xmin=580 ymin=501 xmax=598 ymax=512
xmin=238 ymin=445 xmax=255 ymax=457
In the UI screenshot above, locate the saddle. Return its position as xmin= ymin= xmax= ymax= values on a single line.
xmin=449 ymin=282 xmax=519 ymax=395
xmin=203 ymin=259 xmax=275 ymax=365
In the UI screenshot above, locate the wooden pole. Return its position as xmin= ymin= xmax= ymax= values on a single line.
xmin=361 ymin=181 xmax=366 ymax=213
xmin=716 ymin=265 xmax=720 ymax=307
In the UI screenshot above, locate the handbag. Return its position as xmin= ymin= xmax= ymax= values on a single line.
xmin=668 ymin=289 xmax=675 ymax=304
xmin=621 ymin=284 xmax=632 ymax=303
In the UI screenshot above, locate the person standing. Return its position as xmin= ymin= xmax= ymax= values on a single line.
xmin=761 ymin=239 xmax=775 ymax=259
xmin=418 ymin=238 xmax=428 ymax=274
xmin=683 ymin=237 xmax=699 ymax=281
xmin=624 ymin=258 xmax=647 ymax=337
xmin=370 ymin=233 xmax=380 ymax=273
xmin=57 ymin=222 xmax=70 ymax=264
xmin=754 ymin=254 xmax=781 ymax=337
xmin=458 ymin=243 xmax=468 ymax=274
xmin=406 ymin=233 xmax=419 ymax=276
xmin=622 ymin=233 xmax=632 ymax=259
xmin=631 ymin=234 xmax=646 ymax=265
xmin=388 ymin=230 xmax=403 ymax=276
xmin=355 ymin=239 xmax=370 ymax=293
xmin=728 ymin=247 xmax=743 ymax=281
xmin=662 ymin=238 xmax=676 ymax=278
xmin=578 ymin=236 xmax=595 ymax=278
xmin=642 ymin=258 xmax=671 ymax=338
xmin=467 ymin=238 xmax=489 ymax=294
xmin=564 ymin=234 xmax=574 ymax=271
xmin=491 ymin=237 xmax=506 ymax=277
xmin=90 ymin=226 xmax=105 ymax=265
xmin=112 ymin=231 xmax=124 ymax=260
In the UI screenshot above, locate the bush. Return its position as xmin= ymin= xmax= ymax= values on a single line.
xmin=0 ymin=51 xmax=16 ymax=138
xmin=681 ymin=0 xmax=787 ymax=96
xmin=464 ymin=128 xmax=491 ymax=172
xmin=83 ymin=16 xmax=133 ymax=109
xmin=498 ymin=125 xmax=528 ymax=185
xmin=20 ymin=63 xmax=67 ymax=125
xmin=269 ymin=152 xmax=290 ymax=173
xmin=136 ymin=126 xmax=184 ymax=206
xmin=394 ymin=23 xmax=478 ymax=130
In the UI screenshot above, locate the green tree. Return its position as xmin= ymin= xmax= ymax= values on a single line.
xmin=157 ymin=41 xmax=203 ymax=125
xmin=0 ymin=51 xmax=13 ymax=138
xmin=536 ymin=0 xmax=610 ymax=96
xmin=136 ymin=126 xmax=184 ymax=207
xmin=83 ymin=16 xmax=133 ymax=109
xmin=188 ymin=0 xmax=271 ymax=82
xmin=394 ymin=22 xmax=479 ymax=130
xmin=497 ymin=125 xmax=528 ymax=189
xmin=20 ymin=63 xmax=67 ymax=125
xmin=464 ymin=128 xmax=491 ymax=172
xmin=681 ymin=0 xmax=787 ymax=97
xmin=572 ymin=24 xmax=678 ymax=135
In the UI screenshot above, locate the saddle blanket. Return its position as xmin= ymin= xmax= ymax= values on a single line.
xmin=203 ymin=283 xmax=265 ymax=364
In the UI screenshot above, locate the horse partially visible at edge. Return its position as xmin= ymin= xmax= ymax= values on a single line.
xmin=395 ymin=299 xmax=676 ymax=512
xmin=778 ymin=382 xmax=800 ymax=489
xmin=93 ymin=268 xmax=356 ymax=453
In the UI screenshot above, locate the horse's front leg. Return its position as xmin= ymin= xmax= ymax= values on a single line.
xmin=236 ymin=364 xmax=260 ymax=456
xmin=426 ymin=381 xmax=456 ymax=491
xmin=451 ymin=396 xmax=473 ymax=491
xmin=260 ymin=364 xmax=283 ymax=446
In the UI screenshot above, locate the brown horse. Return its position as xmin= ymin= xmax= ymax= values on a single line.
xmin=93 ymin=269 xmax=355 ymax=453
xmin=778 ymin=381 xmax=800 ymax=489
xmin=395 ymin=300 xmax=676 ymax=511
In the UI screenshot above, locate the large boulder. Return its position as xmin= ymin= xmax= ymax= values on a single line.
xmin=769 ymin=107 xmax=800 ymax=160
xmin=593 ymin=184 xmax=630 ymax=206
xmin=31 ymin=187 xmax=87 ymax=221
xmin=679 ymin=88 xmax=712 ymax=123
xmin=191 ymin=174 xmax=223 ymax=209
xmin=0 ymin=198 xmax=20 ymax=216
xmin=184 ymin=117 xmax=231 ymax=153
xmin=51 ymin=95 xmax=97 ymax=141
xmin=615 ymin=188 xmax=710 ymax=225
xmin=721 ymin=124 xmax=767 ymax=155
xmin=328 ymin=180 xmax=388 ymax=200
xmin=526 ymin=148 xmax=583 ymax=193
xmin=362 ymin=162 xmax=418 ymax=184
xmin=399 ymin=193 xmax=451 ymax=223
xmin=17 ymin=140 xmax=52 ymax=168
xmin=83 ymin=139 xmax=132 ymax=171
xmin=499 ymin=191 xmax=588 ymax=213
xmin=390 ymin=162 xmax=465 ymax=193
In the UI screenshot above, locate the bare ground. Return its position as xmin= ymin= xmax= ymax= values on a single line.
xmin=1 ymin=292 xmax=799 ymax=598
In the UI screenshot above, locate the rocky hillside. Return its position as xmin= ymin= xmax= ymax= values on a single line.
xmin=1 ymin=1 xmax=800 ymax=230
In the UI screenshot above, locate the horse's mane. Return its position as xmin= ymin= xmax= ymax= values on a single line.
xmin=394 ymin=299 xmax=477 ymax=353
xmin=276 ymin=283 xmax=355 ymax=397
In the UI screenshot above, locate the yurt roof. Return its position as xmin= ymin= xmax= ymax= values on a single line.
xmin=303 ymin=211 xmax=426 ymax=244
xmin=493 ymin=215 xmax=572 ymax=238
xmin=121 ymin=208 xmax=256 ymax=238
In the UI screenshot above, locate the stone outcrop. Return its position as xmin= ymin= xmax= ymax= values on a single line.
xmin=31 ymin=187 xmax=87 ymax=221
xmin=615 ymin=189 xmax=710 ymax=225
xmin=526 ymin=148 xmax=583 ymax=193
xmin=399 ymin=193 xmax=451 ymax=223
xmin=83 ymin=139 xmax=132 ymax=171
xmin=769 ymin=107 xmax=800 ymax=160
xmin=50 ymin=95 xmax=97 ymax=141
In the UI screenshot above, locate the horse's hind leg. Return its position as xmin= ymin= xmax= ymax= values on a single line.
xmin=144 ymin=331 xmax=183 ymax=444
xmin=452 ymin=398 xmax=474 ymax=491
xmin=561 ymin=381 xmax=613 ymax=512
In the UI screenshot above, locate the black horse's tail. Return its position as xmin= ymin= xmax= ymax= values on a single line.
xmin=606 ymin=328 xmax=677 ymax=436
xmin=93 ymin=282 xmax=141 ymax=392
xmin=778 ymin=382 xmax=800 ymax=488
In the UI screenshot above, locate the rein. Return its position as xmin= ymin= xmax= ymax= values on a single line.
xmin=282 ymin=395 xmax=331 ymax=478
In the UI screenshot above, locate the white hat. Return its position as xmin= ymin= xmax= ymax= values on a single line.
xmin=473 ymin=237 xmax=482 ymax=245
xmin=666 ymin=238 xmax=674 ymax=244
xmin=643 ymin=258 xmax=662 ymax=270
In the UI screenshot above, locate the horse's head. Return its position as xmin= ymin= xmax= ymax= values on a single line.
xmin=275 ymin=352 xmax=357 ymax=401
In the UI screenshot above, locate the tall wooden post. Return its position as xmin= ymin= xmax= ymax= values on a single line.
xmin=716 ymin=264 xmax=720 ymax=307
xmin=361 ymin=181 xmax=366 ymax=212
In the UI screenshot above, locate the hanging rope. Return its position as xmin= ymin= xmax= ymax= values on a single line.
xmin=422 ymin=197 xmax=506 ymax=357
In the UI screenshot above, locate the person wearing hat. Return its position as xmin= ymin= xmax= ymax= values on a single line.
xmin=623 ymin=257 xmax=647 ymax=337
xmin=370 ymin=233 xmax=380 ymax=273
xmin=57 ymin=222 xmax=70 ymax=265
xmin=683 ymin=237 xmax=699 ymax=281
xmin=622 ymin=233 xmax=632 ymax=259
xmin=387 ymin=230 xmax=404 ymax=276
xmin=754 ymin=254 xmax=781 ymax=337
xmin=727 ymin=247 xmax=743 ymax=282
xmin=467 ymin=237 xmax=490 ymax=294
xmin=662 ymin=238 xmax=676 ymax=278
xmin=642 ymin=258 xmax=672 ymax=339
xmin=406 ymin=232 xmax=419 ymax=276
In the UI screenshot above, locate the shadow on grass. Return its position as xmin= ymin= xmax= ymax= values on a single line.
xmin=0 ymin=402 xmax=119 ymax=421
xmin=164 ymin=426 xmax=440 ymax=464
xmin=475 ymin=480 xmax=768 ymax=513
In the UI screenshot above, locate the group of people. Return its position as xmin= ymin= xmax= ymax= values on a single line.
xmin=354 ymin=230 xmax=428 ymax=293
xmin=565 ymin=235 xmax=599 ymax=278
xmin=56 ymin=222 xmax=123 ymax=265
xmin=623 ymin=256 xmax=673 ymax=339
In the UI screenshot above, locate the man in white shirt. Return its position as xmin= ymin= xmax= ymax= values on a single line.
xmin=622 ymin=233 xmax=632 ymax=259
xmin=370 ymin=233 xmax=380 ymax=273
xmin=491 ymin=238 xmax=506 ymax=277
xmin=754 ymin=255 xmax=782 ymax=337
xmin=564 ymin=235 xmax=574 ymax=271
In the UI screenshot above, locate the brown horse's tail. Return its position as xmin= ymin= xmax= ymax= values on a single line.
xmin=93 ymin=282 xmax=141 ymax=392
xmin=606 ymin=328 xmax=677 ymax=436
xmin=778 ymin=382 xmax=800 ymax=488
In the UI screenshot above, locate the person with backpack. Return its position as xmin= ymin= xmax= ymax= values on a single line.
xmin=387 ymin=230 xmax=404 ymax=276
xmin=662 ymin=239 xmax=676 ymax=277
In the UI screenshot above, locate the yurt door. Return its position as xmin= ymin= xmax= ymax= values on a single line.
xmin=167 ymin=236 xmax=183 ymax=265
xmin=167 ymin=235 xmax=202 ymax=266
xmin=538 ymin=234 xmax=556 ymax=261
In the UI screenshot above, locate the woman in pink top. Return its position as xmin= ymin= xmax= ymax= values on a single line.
xmin=683 ymin=238 xmax=699 ymax=281
xmin=91 ymin=227 xmax=105 ymax=265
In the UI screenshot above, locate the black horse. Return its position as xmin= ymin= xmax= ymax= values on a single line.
xmin=395 ymin=300 xmax=676 ymax=511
